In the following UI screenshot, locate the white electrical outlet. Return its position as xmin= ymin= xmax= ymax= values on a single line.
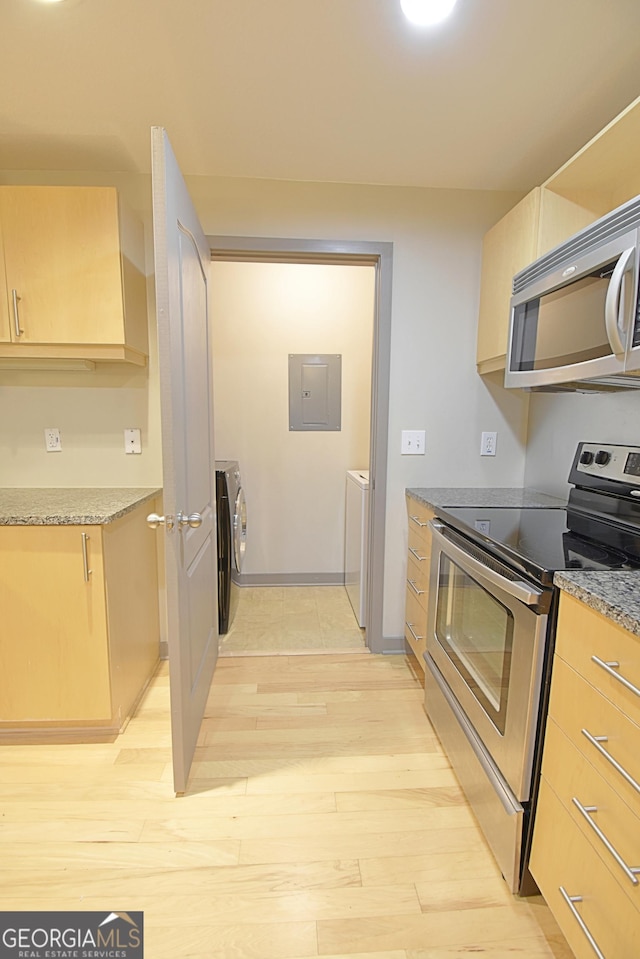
xmin=480 ymin=431 xmax=497 ymax=456
xmin=401 ymin=430 xmax=426 ymax=455
xmin=124 ymin=428 xmax=142 ymax=454
xmin=474 ymin=519 xmax=491 ymax=534
xmin=44 ymin=428 xmax=62 ymax=452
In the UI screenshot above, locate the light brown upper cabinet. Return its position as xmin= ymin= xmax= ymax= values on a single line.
xmin=476 ymin=188 xmax=540 ymax=375
xmin=476 ymin=93 xmax=640 ymax=375
xmin=0 ymin=186 xmax=148 ymax=366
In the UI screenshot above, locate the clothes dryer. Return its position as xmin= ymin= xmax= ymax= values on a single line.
xmin=215 ymin=461 xmax=247 ymax=633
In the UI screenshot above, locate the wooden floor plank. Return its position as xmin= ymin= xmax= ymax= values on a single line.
xmin=139 ymin=806 xmax=477 ymax=844
xmin=238 ymin=826 xmax=491 ymax=865
xmin=316 ymin=905 xmax=556 ymax=954
xmin=1 ymin=860 xmax=361 ymax=900
xmin=335 ymin=786 xmax=466 ymax=812
xmin=0 ymin=791 xmax=337 ymax=822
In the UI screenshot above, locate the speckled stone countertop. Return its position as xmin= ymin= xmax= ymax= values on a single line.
xmin=554 ymin=571 xmax=640 ymax=638
xmin=0 ymin=488 xmax=162 ymax=526
xmin=406 ymin=487 xmax=566 ymax=509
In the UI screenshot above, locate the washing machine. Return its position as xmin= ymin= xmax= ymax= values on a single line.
xmin=215 ymin=460 xmax=247 ymax=634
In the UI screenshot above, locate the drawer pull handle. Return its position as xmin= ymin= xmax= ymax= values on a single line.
xmin=81 ymin=532 xmax=92 ymax=583
xmin=410 ymin=514 xmax=429 ymax=528
xmin=572 ymin=797 xmax=640 ymax=885
xmin=407 ymin=579 xmax=425 ymax=596
xmin=405 ymin=622 xmax=424 ymax=643
xmin=11 ymin=289 xmax=23 ymax=337
xmin=582 ymin=728 xmax=640 ymax=795
xmin=591 ymin=655 xmax=640 ymax=699
xmin=408 ymin=546 xmax=428 ymax=562
xmin=559 ymin=887 xmax=605 ymax=959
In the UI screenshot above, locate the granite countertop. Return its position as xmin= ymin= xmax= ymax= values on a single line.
xmin=406 ymin=487 xmax=566 ymax=509
xmin=554 ymin=570 xmax=640 ymax=638
xmin=0 ymin=488 xmax=162 ymax=526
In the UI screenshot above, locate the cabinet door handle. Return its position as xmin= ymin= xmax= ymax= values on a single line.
xmin=408 ymin=546 xmax=428 ymax=562
xmin=405 ymin=622 xmax=424 ymax=642
xmin=581 ymin=728 xmax=640 ymax=794
xmin=410 ymin=514 xmax=429 ymax=528
xmin=407 ymin=579 xmax=425 ymax=596
xmin=11 ymin=290 xmax=23 ymax=337
xmin=572 ymin=797 xmax=640 ymax=885
xmin=559 ymin=887 xmax=605 ymax=959
xmin=81 ymin=532 xmax=92 ymax=582
xmin=591 ymin=655 xmax=640 ymax=699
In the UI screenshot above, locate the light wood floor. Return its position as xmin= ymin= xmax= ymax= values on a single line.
xmin=0 ymin=654 xmax=573 ymax=959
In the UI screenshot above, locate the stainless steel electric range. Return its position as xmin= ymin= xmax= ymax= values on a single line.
xmin=424 ymin=442 xmax=640 ymax=894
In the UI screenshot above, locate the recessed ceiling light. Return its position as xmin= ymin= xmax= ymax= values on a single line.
xmin=400 ymin=0 xmax=458 ymax=27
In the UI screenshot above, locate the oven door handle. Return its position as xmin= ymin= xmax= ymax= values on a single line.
xmin=428 ymin=521 xmax=544 ymax=607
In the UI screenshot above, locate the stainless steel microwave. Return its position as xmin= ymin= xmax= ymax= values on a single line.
xmin=504 ymin=195 xmax=640 ymax=391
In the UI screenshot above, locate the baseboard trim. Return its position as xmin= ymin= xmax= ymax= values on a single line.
xmin=233 ymin=572 xmax=345 ymax=587
xmin=380 ymin=635 xmax=406 ymax=655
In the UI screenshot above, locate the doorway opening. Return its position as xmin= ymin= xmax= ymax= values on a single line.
xmin=207 ymin=237 xmax=393 ymax=656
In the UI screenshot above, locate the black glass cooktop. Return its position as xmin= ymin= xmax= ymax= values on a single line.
xmin=437 ymin=503 xmax=640 ymax=586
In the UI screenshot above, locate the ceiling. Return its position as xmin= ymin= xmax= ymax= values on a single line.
xmin=2 ymin=0 xmax=640 ymax=191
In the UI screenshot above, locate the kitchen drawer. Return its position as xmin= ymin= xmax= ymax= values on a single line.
xmin=556 ymin=594 xmax=640 ymax=728
xmin=408 ymin=524 xmax=431 ymax=565
xmin=406 ymin=552 xmax=429 ymax=612
xmin=549 ymin=656 xmax=640 ymax=814
xmin=406 ymin=497 xmax=435 ymax=537
xmin=541 ymin=716 xmax=640 ymax=905
xmin=531 ymin=778 xmax=639 ymax=959
xmin=405 ymin=585 xmax=427 ymax=667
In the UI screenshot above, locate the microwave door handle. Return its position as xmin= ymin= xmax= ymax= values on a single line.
xmin=604 ymin=247 xmax=634 ymax=355
xmin=428 ymin=521 xmax=543 ymax=607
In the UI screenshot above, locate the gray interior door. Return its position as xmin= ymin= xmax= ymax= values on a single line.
xmin=150 ymin=127 xmax=218 ymax=795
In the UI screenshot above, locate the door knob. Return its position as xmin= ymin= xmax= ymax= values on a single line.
xmin=146 ymin=512 xmax=175 ymax=530
xmin=177 ymin=512 xmax=203 ymax=529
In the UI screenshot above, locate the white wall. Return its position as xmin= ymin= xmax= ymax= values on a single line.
xmin=524 ymin=390 xmax=640 ymax=497
xmin=210 ymin=261 xmax=373 ymax=579
xmin=0 ymin=169 xmax=525 ymax=642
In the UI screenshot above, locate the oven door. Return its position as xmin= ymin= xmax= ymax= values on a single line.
xmin=426 ymin=520 xmax=549 ymax=802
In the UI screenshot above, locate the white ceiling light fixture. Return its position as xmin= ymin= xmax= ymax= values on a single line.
xmin=400 ymin=0 xmax=458 ymax=27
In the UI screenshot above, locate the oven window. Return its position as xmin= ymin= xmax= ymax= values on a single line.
xmin=435 ymin=556 xmax=514 ymax=734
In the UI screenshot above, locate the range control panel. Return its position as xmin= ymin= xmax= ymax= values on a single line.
xmin=576 ymin=443 xmax=640 ymax=491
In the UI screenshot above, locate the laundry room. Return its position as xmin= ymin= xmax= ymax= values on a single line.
xmin=209 ymin=257 xmax=375 ymax=653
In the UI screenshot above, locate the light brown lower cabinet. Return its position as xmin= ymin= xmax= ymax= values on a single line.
xmin=530 ymin=593 xmax=640 ymax=959
xmin=0 ymin=502 xmax=160 ymax=741
xmin=404 ymin=495 xmax=435 ymax=670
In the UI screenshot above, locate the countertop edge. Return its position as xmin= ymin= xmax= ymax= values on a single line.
xmin=405 ymin=486 xmax=567 ymax=509
xmin=0 ymin=488 xmax=162 ymax=526
xmin=554 ymin=571 xmax=640 ymax=638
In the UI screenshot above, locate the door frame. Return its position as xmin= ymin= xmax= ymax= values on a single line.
xmin=207 ymin=236 xmax=393 ymax=654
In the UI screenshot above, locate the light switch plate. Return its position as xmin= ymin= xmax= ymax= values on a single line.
xmin=124 ymin=428 xmax=142 ymax=454
xmin=401 ymin=430 xmax=425 ymax=455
